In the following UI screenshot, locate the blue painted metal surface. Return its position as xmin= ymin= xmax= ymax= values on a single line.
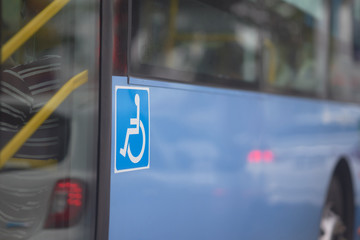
xmin=109 ymin=76 xmax=360 ymax=240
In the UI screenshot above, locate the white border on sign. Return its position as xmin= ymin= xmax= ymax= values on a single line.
xmin=114 ymin=86 xmax=150 ymax=173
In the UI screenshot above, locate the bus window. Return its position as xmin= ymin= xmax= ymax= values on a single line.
xmin=113 ymin=0 xmax=128 ymax=76
xmin=353 ymin=0 xmax=360 ymax=102
xmin=354 ymin=0 xmax=360 ymax=62
xmin=328 ymin=0 xmax=353 ymax=101
xmin=262 ymin=0 xmax=325 ymax=96
xmin=130 ymin=0 xmax=261 ymax=89
xmin=0 ymin=0 xmax=99 ymax=239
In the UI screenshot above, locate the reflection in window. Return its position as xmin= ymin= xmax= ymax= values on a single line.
xmin=131 ymin=0 xmax=260 ymax=87
xmin=353 ymin=0 xmax=360 ymax=102
xmin=354 ymin=0 xmax=360 ymax=61
xmin=0 ymin=0 xmax=99 ymax=239
xmin=1 ymin=1 xmax=72 ymax=170
xmin=1 ymin=55 xmax=68 ymax=168
xmin=329 ymin=0 xmax=354 ymax=101
xmin=262 ymin=0 xmax=325 ymax=96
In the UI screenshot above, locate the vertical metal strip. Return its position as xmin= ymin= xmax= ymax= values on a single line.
xmin=95 ymin=0 xmax=113 ymax=239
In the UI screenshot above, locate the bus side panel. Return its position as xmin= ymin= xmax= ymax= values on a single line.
xmin=263 ymin=95 xmax=360 ymax=239
xmin=107 ymin=77 xmax=347 ymax=240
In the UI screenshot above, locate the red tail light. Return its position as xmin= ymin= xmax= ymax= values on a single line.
xmin=247 ymin=150 xmax=262 ymax=163
xmin=247 ymin=150 xmax=274 ymax=163
xmin=262 ymin=150 xmax=274 ymax=163
xmin=44 ymin=178 xmax=85 ymax=228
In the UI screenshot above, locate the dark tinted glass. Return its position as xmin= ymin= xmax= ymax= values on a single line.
xmin=354 ymin=0 xmax=360 ymax=62
xmin=353 ymin=0 xmax=360 ymax=102
xmin=130 ymin=0 xmax=261 ymax=88
xmin=113 ymin=0 xmax=128 ymax=76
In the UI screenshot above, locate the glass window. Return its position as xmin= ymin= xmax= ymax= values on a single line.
xmin=0 ymin=0 xmax=99 ymax=239
xmin=113 ymin=0 xmax=129 ymax=76
xmin=262 ymin=0 xmax=326 ymax=96
xmin=328 ymin=0 xmax=355 ymax=101
xmin=353 ymin=0 xmax=360 ymax=61
xmin=353 ymin=0 xmax=360 ymax=102
xmin=130 ymin=0 xmax=261 ymax=88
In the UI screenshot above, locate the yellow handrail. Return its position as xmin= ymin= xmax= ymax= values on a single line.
xmin=264 ymin=38 xmax=277 ymax=84
xmin=1 ymin=0 xmax=70 ymax=63
xmin=165 ymin=0 xmax=179 ymax=53
xmin=0 ymin=70 xmax=88 ymax=169
xmin=175 ymin=33 xmax=238 ymax=42
xmin=6 ymin=158 xmax=58 ymax=168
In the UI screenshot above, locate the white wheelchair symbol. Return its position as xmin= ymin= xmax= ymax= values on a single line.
xmin=120 ymin=94 xmax=146 ymax=163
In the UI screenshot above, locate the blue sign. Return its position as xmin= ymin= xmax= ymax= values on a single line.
xmin=114 ymin=86 xmax=150 ymax=173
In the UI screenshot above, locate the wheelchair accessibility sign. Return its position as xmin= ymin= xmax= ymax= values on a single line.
xmin=114 ymin=86 xmax=150 ymax=173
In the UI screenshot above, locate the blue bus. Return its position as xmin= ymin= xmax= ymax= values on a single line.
xmin=1 ymin=0 xmax=360 ymax=239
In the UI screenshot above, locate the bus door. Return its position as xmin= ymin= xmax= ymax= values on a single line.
xmin=0 ymin=0 xmax=100 ymax=239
